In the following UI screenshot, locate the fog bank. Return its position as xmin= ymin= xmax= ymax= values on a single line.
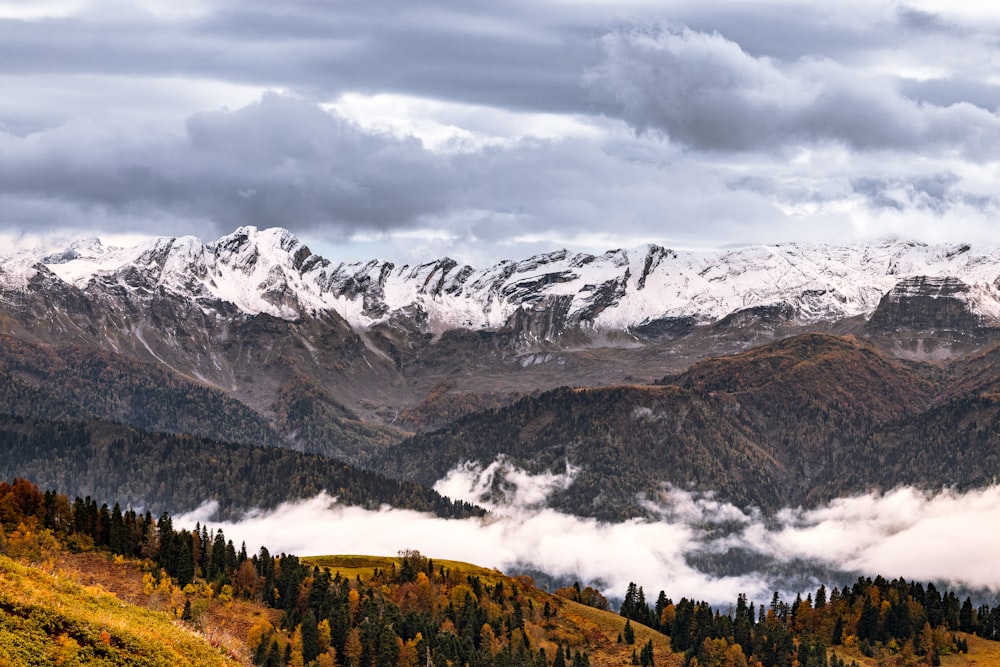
xmin=176 ymin=458 xmax=1000 ymax=605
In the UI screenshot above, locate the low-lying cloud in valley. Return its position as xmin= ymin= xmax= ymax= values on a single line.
xmin=177 ymin=458 xmax=1000 ymax=607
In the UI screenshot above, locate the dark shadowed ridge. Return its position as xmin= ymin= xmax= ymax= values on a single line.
xmin=372 ymin=333 xmax=1000 ymax=519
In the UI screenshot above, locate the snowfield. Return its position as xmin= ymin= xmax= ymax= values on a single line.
xmin=4 ymin=227 xmax=1000 ymax=331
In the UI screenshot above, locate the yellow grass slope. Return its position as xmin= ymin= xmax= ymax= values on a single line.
xmin=0 ymin=554 xmax=240 ymax=667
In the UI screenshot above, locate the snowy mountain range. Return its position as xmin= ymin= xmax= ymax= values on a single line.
xmin=0 ymin=227 xmax=1000 ymax=490
xmin=4 ymin=227 xmax=1000 ymax=338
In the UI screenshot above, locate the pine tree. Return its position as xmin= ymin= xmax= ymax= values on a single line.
xmin=858 ymin=597 xmax=879 ymax=642
xmin=815 ymin=585 xmax=827 ymax=609
xmin=622 ymin=583 xmax=639 ymax=620
xmin=671 ymin=599 xmax=693 ymax=652
xmin=960 ymin=597 xmax=976 ymax=633
xmin=553 ymin=645 xmax=566 ymax=667
xmin=209 ymin=529 xmax=227 ymax=582
xmin=831 ymin=616 xmax=844 ymax=646
xmin=109 ymin=503 xmax=124 ymax=554
xmin=377 ymin=624 xmax=399 ymax=667
xmin=266 ymin=639 xmax=283 ymax=667
xmin=639 ymin=639 xmax=654 ymax=667
xmin=173 ymin=532 xmax=195 ymax=587
xmin=624 ymin=618 xmax=635 ymax=645
xmin=302 ymin=610 xmax=320 ymax=665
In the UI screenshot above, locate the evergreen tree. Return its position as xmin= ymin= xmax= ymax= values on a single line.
xmin=797 ymin=638 xmax=810 ymax=667
xmin=302 ymin=610 xmax=320 ymax=665
xmin=209 ymin=529 xmax=227 ymax=581
xmin=815 ymin=585 xmax=827 ymax=608
xmin=858 ymin=597 xmax=879 ymax=642
xmin=109 ymin=503 xmax=125 ymax=554
xmin=831 ymin=616 xmax=844 ymax=646
xmin=960 ymin=597 xmax=976 ymax=633
xmin=623 ymin=618 xmax=635 ymax=645
xmin=926 ymin=584 xmax=944 ymax=627
xmin=639 ymin=639 xmax=654 ymax=667
xmin=622 ymin=583 xmax=640 ymax=620
xmin=266 ymin=639 xmax=283 ymax=667
xmin=671 ymin=599 xmax=693 ymax=652
xmin=654 ymin=591 xmax=670 ymax=631
xmin=173 ymin=531 xmax=195 ymax=587
xmin=553 ymin=646 xmax=566 ymax=667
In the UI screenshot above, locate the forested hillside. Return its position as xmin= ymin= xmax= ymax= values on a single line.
xmin=0 ymin=334 xmax=288 ymax=445
xmin=4 ymin=477 xmax=1000 ymax=667
xmin=373 ymin=334 xmax=1000 ymax=519
xmin=0 ymin=415 xmax=481 ymax=520
xmin=0 ymin=334 xmax=405 ymax=463
xmin=0 ymin=478 xmax=666 ymax=667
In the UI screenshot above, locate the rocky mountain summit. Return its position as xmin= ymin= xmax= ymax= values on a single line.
xmin=4 ymin=227 xmax=1000 ymax=343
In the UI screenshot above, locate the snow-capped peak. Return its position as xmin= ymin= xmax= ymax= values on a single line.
xmin=41 ymin=237 xmax=115 ymax=264
xmin=5 ymin=228 xmax=1000 ymax=333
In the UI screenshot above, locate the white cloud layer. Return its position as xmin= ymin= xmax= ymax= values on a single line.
xmin=176 ymin=459 xmax=1000 ymax=607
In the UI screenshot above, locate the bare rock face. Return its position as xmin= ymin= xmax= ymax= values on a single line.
xmin=865 ymin=276 xmax=993 ymax=335
xmin=863 ymin=276 xmax=1000 ymax=358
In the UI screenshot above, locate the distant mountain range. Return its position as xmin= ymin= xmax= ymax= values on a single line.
xmin=4 ymin=227 xmax=1000 ymax=518
xmin=5 ymin=227 xmax=1000 ymax=338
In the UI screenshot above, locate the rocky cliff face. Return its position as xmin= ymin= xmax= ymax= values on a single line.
xmin=863 ymin=276 xmax=1000 ymax=358
xmin=867 ymin=276 xmax=998 ymax=334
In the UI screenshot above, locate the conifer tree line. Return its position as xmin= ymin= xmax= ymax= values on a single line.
xmin=6 ymin=477 xmax=1000 ymax=667
xmin=247 ymin=552 xmax=594 ymax=667
xmin=0 ymin=478 xmax=591 ymax=667
xmin=617 ymin=576 xmax=994 ymax=667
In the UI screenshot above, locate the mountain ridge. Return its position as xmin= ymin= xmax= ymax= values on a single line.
xmin=6 ymin=228 xmax=1000 ymax=342
xmin=6 ymin=227 xmax=1000 ymax=523
xmin=372 ymin=333 xmax=1000 ymax=519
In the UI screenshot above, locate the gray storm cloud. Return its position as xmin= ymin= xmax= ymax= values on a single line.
xmin=6 ymin=2 xmax=1000 ymax=260
xmin=0 ymin=93 xmax=801 ymax=261
xmin=586 ymin=23 xmax=1000 ymax=155
xmin=0 ymin=94 xmax=457 ymax=238
xmin=176 ymin=458 xmax=1000 ymax=608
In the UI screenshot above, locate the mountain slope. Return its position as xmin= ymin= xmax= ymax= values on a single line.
xmin=5 ymin=229 xmax=1000 ymax=444
xmin=377 ymin=383 xmax=782 ymax=519
xmin=0 ymin=231 xmax=409 ymax=445
xmin=0 ymin=334 xmax=287 ymax=449
xmin=372 ymin=334 xmax=972 ymax=519
xmin=0 ymin=555 xmax=241 ymax=667
xmin=0 ymin=414 xmax=481 ymax=520
xmin=661 ymin=334 xmax=938 ymax=502
xmin=0 ymin=326 xmax=404 ymax=465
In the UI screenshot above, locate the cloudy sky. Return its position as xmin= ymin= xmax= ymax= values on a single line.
xmin=3 ymin=1 xmax=1000 ymax=264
